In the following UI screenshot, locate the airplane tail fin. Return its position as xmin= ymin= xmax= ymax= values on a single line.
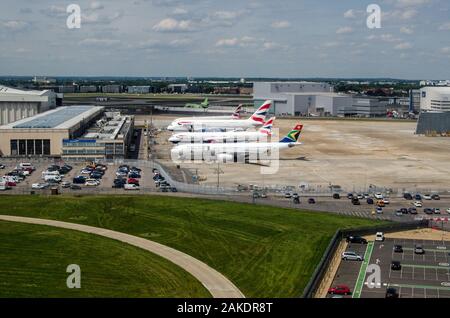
xmin=258 ymin=117 xmax=275 ymax=135
xmin=231 ymin=104 xmax=243 ymax=119
xmin=279 ymin=124 xmax=303 ymax=143
xmin=250 ymin=100 xmax=272 ymax=125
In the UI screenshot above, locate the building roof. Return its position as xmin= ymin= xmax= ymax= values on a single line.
xmin=0 ymin=85 xmax=54 ymax=102
xmin=0 ymin=106 xmax=104 ymax=130
xmin=421 ymin=86 xmax=450 ymax=93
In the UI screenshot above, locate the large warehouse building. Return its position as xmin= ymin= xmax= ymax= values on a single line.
xmin=416 ymin=86 xmax=450 ymax=135
xmin=253 ymin=81 xmax=352 ymax=116
xmin=0 ymin=106 xmax=135 ymax=159
xmin=0 ymin=85 xmax=56 ymax=125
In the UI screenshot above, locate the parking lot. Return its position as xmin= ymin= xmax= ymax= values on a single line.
xmin=329 ymin=237 xmax=450 ymax=298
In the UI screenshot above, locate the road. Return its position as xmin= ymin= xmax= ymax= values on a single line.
xmin=0 ymin=215 xmax=245 ymax=299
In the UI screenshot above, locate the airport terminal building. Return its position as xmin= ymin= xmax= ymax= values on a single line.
xmin=0 ymin=106 xmax=134 ymax=160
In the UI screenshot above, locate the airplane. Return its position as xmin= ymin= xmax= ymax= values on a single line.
xmin=168 ymin=117 xmax=276 ymax=144
xmin=185 ymin=98 xmax=209 ymax=109
xmin=167 ymin=100 xmax=272 ymax=132
xmin=170 ymin=123 xmax=303 ymax=163
xmin=172 ymin=104 xmax=243 ymax=124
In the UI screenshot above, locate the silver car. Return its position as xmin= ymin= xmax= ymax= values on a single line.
xmin=342 ymin=251 xmax=363 ymax=261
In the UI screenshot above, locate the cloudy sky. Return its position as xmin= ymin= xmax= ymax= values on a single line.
xmin=0 ymin=0 xmax=449 ymax=79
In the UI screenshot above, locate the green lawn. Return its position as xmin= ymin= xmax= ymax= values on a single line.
xmin=0 ymin=195 xmax=385 ymax=297
xmin=0 ymin=221 xmax=210 ymax=298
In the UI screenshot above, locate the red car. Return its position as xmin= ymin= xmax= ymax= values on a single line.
xmin=6 ymin=181 xmax=17 ymax=187
xmin=328 ymin=285 xmax=351 ymax=295
xmin=127 ymin=178 xmax=140 ymax=185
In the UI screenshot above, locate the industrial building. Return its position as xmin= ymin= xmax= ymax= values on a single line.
xmin=127 ymin=86 xmax=151 ymax=94
xmin=0 ymin=85 xmax=57 ymax=126
xmin=102 ymin=85 xmax=122 ymax=94
xmin=338 ymin=97 xmax=388 ymax=117
xmin=253 ymin=81 xmax=351 ymax=116
xmin=0 ymin=105 xmax=135 ymax=160
xmin=420 ymin=86 xmax=450 ymax=112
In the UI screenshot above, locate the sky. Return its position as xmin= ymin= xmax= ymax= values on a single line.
xmin=0 ymin=0 xmax=449 ymax=79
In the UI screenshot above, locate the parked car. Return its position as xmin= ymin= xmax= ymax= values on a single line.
xmin=346 ymin=236 xmax=368 ymax=244
xmin=171 ymin=187 xmax=178 ymax=193
xmin=70 ymin=184 xmax=82 ymax=190
xmin=424 ymin=208 xmax=434 ymax=215
xmin=447 ymin=208 xmax=450 ymax=214
xmin=414 ymin=245 xmax=425 ymax=255
xmin=73 ymin=176 xmax=87 ymax=184
xmin=342 ymin=251 xmax=363 ymax=261
xmin=90 ymin=172 xmax=103 ymax=179
xmin=415 ymin=194 xmax=422 ymax=201
xmin=413 ymin=201 xmax=423 ymax=208
xmin=0 ymin=164 xmax=5 ymax=169
xmin=423 ymin=194 xmax=432 ymax=200
xmin=375 ymin=232 xmax=385 ymax=242
xmin=408 ymin=207 xmax=418 ymax=215
xmin=128 ymin=173 xmax=141 ymax=179
xmin=284 ymin=192 xmax=292 ymax=199
xmin=124 ymin=183 xmax=139 ymax=190
xmin=391 ymin=261 xmax=402 ymax=271
xmin=376 ymin=206 xmax=383 ymax=214
xmin=333 ymin=193 xmax=341 ymax=199
xmin=347 ymin=193 xmax=354 ymax=199
xmin=395 ymin=210 xmax=403 ymax=217
xmin=403 ymin=193 xmax=413 ymax=200
xmin=374 ymin=193 xmax=383 ymax=199
xmin=352 ymin=198 xmax=360 ymax=205
xmin=328 ymin=285 xmax=351 ymax=295
xmin=367 ymin=198 xmax=374 ymax=205
xmin=61 ymin=181 xmax=71 ymax=188
xmin=385 ymin=287 xmax=399 ymax=298
xmin=81 ymin=168 xmax=93 ymax=175
xmin=432 ymin=194 xmax=441 ymax=200
xmin=308 ymin=198 xmax=316 ymax=204
xmin=382 ymin=198 xmax=390 ymax=205
xmin=85 ymin=179 xmax=100 ymax=187
xmin=128 ymin=178 xmax=140 ymax=185
xmin=32 ymin=183 xmax=49 ymax=189
xmin=393 ymin=245 xmax=403 ymax=253
xmin=434 ymin=208 xmax=441 ymax=214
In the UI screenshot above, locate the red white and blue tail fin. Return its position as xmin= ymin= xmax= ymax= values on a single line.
xmin=231 ymin=104 xmax=243 ymax=119
xmin=250 ymin=100 xmax=272 ymax=125
xmin=258 ymin=117 xmax=275 ymax=135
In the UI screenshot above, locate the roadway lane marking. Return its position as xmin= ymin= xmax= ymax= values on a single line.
xmin=352 ymin=241 xmax=374 ymax=298
xmin=389 ymin=283 xmax=450 ymax=292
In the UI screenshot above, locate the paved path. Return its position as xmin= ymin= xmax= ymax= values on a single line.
xmin=0 ymin=215 xmax=244 ymax=298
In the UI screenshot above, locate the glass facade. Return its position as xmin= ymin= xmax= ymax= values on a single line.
xmin=10 ymin=139 xmax=50 ymax=156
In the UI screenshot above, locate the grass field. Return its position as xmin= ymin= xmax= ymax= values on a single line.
xmin=0 ymin=195 xmax=385 ymax=297
xmin=0 ymin=221 xmax=210 ymax=298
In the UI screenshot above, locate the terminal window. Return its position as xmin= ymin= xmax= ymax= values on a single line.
xmin=10 ymin=139 xmax=51 ymax=156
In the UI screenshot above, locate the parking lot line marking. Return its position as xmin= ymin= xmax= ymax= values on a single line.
xmin=352 ymin=241 xmax=374 ymax=299
xmin=403 ymin=264 xmax=450 ymax=270
xmin=390 ymin=283 xmax=450 ymax=292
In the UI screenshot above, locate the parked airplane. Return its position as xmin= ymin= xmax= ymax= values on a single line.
xmin=167 ymin=100 xmax=272 ymax=132
xmin=185 ymin=98 xmax=209 ymax=109
xmin=170 ymin=123 xmax=303 ymax=163
xmin=168 ymin=117 xmax=276 ymax=144
xmin=172 ymin=105 xmax=243 ymax=125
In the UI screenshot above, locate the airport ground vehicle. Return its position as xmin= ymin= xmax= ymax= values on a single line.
xmin=391 ymin=261 xmax=401 ymax=271
xmin=394 ymin=245 xmax=403 ymax=253
xmin=375 ymin=232 xmax=385 ymax=242
xmin=376 ymin=200 xmax=385 ymax=207
xmin=346 ymin=236 xmax=368 ymax=244
xmin=414 ymin=245 xmax=425 ymax=255
xmin=342 ymin=251 xmax=363 ymax=261
xmin=124 ymin=184 xmax=139 ymax=190
xmin=328 ymin=285 xmax=351 ymax=295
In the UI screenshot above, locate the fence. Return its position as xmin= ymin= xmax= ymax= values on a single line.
xmin=301 ymin=220 xmax=430 ymax=298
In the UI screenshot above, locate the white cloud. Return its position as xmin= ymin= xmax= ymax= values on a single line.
xmin=271 ymin=21 xmax=291 ymax=29
xmin=1 ymin=20 xmax=30 ymax=32
xmin=172 ymin=7 xmax=188 ymax=15
xmin=90 ymin=2 xmax=105 ymax=11
xmin=441 ymin=47 xmax=450 ymax=54
xmin=152 ymin=18 xmax=195 ymax=32
xmin=336 ymin=26 xmax=353 ymax=34
xmin=394 ymin=42 xmax=413 ymax=50
xmin=395 ymin=0 xmax=431 ymax=7
xmin=215 ymin=38 xmax=239 ymax=47
xmin=400 ymin=26 xmax=414 ymax=34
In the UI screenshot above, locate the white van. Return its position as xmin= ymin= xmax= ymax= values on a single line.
xmin=42 ymin=170 xmax=60 ymax=179
xmin=20 ymin=163 xmax=35 ymax=170
xmin=44 ymin=175 xmax=62 ymax=182
xmin=0 ymin=182 xmax=8 ymax=191
xmin=375 ymin=232 xmax=385 ymax=242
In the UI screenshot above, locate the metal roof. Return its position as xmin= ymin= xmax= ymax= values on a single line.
xmin=13 ymin=106 xmax=98 ymax=129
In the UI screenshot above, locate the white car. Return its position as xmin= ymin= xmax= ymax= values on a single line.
xmin=32 ymin=183 xmax=49 ymax=189
xmin=81 ymin=169 xmax=92 ymax=175
xmin=446 ymin=208 xmax=450 ymax=214
xmin=124 ymin=183 xmax=139 ymax=190
xmin=375 ymin=232 xmax=385 ymax=242
xmin=374 ymin=193 xmax=384 ymax=199
xmin=85 ymin=179 xmax=100 ymax=186
xmin=382 ymin=198 xmax=390 ymax=204
xmin=434 ymin=208 xmax=441 ymax=214
xmin=423 ymin=194 xmax=432 ymax=200
xmin=413 ymin=201 xmax=423 ymax=208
